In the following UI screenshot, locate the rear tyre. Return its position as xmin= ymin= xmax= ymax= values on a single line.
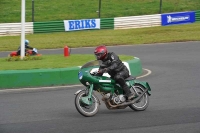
xmin=129 ymin=84 xmax=149 ymax=111
xmin=75 ymin=90 xmax=99 ymax=117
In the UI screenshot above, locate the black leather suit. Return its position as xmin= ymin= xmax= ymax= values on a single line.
xmin=97 ymin=52 xmax=130 ymax=93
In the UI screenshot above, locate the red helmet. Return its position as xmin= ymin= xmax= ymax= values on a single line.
xmin=94 ymin=45 xmax=108 ymax=60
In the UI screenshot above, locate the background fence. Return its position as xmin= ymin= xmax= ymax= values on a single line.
xmin=196 ymin=10 xmax=200 ymax=21
xmin=0 ymin=22 xmax=33 ymax=36
xmin=33 ymin=18 xmax=114 ymax=34
xmin=114 ymin=14 xmax=161 ymax=30
xmin=100 ymin=18 xmax=114 ymax=29
xmin=0 ymin=10 xmax=199 ymax=35
xmin=33 ymin=21 xmax=65 ymax=33
xmin=1 ymin=0 xmax=200 ymax=23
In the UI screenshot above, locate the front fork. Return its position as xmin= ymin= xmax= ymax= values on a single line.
xmin=77 ymin=84 xmax=94 ymax=106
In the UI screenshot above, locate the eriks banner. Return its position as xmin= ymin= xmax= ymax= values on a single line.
xmin=64 ymin=19 xmax=100 ymax=31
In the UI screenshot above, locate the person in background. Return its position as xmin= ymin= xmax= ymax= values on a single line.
xmin=17 ymin=39 xmax=35 ymax=56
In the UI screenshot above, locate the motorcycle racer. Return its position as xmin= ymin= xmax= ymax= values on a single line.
xmin=94 ymin=45 xmax=136 ymax=100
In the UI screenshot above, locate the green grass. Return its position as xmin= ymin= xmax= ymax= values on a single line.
xmin=1 ymin=0 xmax=200 ymax=70
xmin=0 ymin=0 xmax=199 ymax=23
xmin=0 ymin=54 xmax=133 ymax=70
xmin=0 ymin=22 xmax=200 ymax=52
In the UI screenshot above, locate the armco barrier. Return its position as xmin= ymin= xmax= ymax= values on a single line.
xmin=1 ymin=10 xmax=200 ymax=36
xmin=33 ymin=21 xmax=65 ymax=33
xmin=0 ymin=22 xmax=33 ymax=36
xmin=114 ymin=14 xmax=161 ymax=30
xmin=196 ymin=10 xmax=200 ymax=21
xmin=0 ymin=58 xmax=142 ymax=89
xmin=100 ymin=18 xmax=114 ymax=29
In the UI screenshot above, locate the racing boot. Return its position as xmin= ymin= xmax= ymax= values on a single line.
xmin=123 ymin=85 xmax=136 ymax=100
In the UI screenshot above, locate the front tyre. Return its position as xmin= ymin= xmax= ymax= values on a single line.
xmin=129 ymin=84 xmax=149 ymax=111
xmin=75 ymin=90 xmax=99 ymax=117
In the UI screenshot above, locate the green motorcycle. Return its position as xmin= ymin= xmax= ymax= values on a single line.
xmin=75 ymin=60 xmax=151 ymax=117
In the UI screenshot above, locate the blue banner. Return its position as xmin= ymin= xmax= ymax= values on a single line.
xmin=161 ymin=11 xmax=195 ymax=26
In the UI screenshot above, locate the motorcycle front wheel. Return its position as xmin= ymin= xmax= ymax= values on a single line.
xmin=75 ymin=90 xmax=99 ymax=117
xmin=129 ymin=84 xmax=149 ymax=111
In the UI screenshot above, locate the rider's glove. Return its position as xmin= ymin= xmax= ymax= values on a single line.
xmin=92 ymin=71 xmax=98 ymax=75
xmin=98 ymin=68 xmax=107 ymax=74
xmin=33 ymin=48 xmax=37 ymax=53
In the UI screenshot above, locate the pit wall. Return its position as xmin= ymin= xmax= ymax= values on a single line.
xmin=0 ymin=58 xmax=142 ymax=89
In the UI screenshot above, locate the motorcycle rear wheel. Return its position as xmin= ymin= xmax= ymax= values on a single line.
xmin=129 ymin=84 xmax=149 ymax=111
xmin=75 ymin=90 xmax=99 ymax=117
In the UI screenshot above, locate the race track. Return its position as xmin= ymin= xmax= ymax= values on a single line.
xmin=0 ymin=42 xmax=200 ymax=133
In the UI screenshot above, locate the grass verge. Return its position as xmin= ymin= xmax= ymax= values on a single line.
xmin=0 ymin=54 xmax=133 ymax=70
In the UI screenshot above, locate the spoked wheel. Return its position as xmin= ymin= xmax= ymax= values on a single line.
xmin=75 ymin=90 xmax=99 ymax=117
xmin=129 ymin=84 xmax=149 ymax=111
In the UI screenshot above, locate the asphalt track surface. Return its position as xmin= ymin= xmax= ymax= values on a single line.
xmin=0 ymin=42 xmax=200 ymax=133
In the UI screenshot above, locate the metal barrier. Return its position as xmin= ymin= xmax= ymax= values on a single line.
xmin=0 ymin=10 xmax=199 ymax=36
xmin=33 ymin=21 xmax=65 ymax=33
xmin=196 ymin=10 xmax=200 ymax=21
xmin=114 ymin=14 xmax=161 ymax=30
xmin=0 ymin=22 xmax=33 ymax=36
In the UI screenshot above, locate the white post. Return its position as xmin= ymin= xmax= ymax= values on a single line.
xmin=20 ymin=0 xmax=25 ymax=59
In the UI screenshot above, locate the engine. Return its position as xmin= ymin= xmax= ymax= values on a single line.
xmin=113 ymin=95 xmax=126 ymax=104
xmin=102 ymin=93 xmax=126 ymax=105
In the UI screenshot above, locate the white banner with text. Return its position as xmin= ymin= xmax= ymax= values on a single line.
xmin=64 ymin=19 xmax=100 ymax=31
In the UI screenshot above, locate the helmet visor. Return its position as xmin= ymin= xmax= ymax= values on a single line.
xmin=95 ymin=53 xmax=103 ymax=60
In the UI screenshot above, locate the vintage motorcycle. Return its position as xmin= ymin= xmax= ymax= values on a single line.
xmin=74 ymin=60 xmax=151 ymax=117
